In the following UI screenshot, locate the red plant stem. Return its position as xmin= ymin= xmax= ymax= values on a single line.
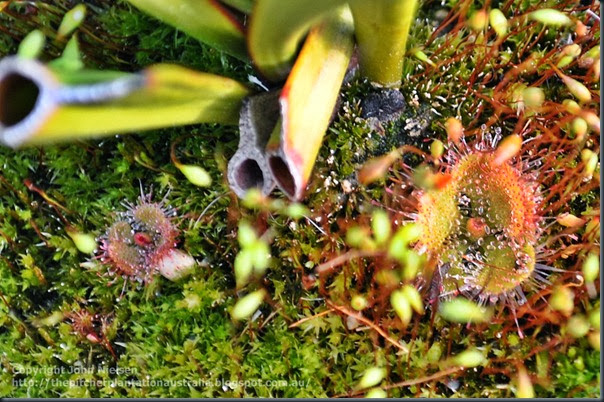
xmin=338 ymin=365 xmax=463 ymax=397
xmin=29 ymin=219 xmax=51 ymax=248
xmin=326 ymin=301 xmax=409 ymax=354
xmin=23 ymin=179 xmax=73 ymax=224
xmin=383 ymin=366 xmax=463 ymax=390
xmin=288 ymin=308 xmax=335 ymax=328
xmin=315 ymin=250 xmax=381 ymax=275
xmin=0 ymin=228 xmax=16 ymax=249
xmin=0 ymin=174 xmax=29 ymax=204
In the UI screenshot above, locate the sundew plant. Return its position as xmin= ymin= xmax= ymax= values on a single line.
xmin=0 ymin=0 xmax=600 ymax=398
